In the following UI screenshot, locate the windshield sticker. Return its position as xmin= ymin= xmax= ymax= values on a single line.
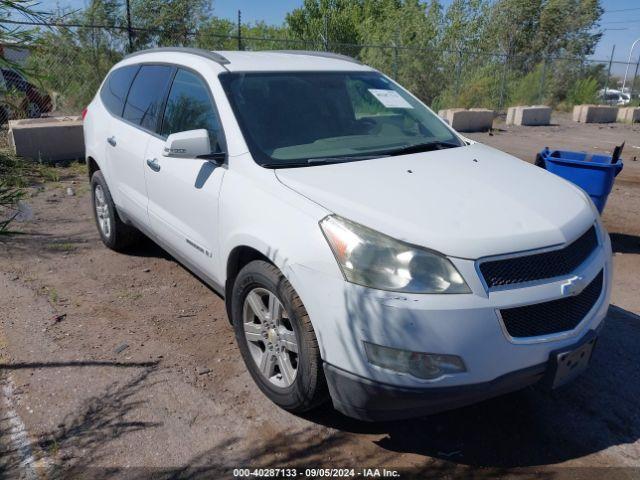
xmin=368 ymin=89 xmax=413 ymax=109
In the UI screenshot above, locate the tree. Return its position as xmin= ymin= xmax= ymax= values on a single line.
xmin=196 ymin=17 xmax=236 ymax=50
xmin=360 ymin=0 xmax=444 ymax=102
xmin=286 ymin=0 xmax=364 ymax=51
xmin=129 ymin=0 xmax=212 ymax=47
xmin=1 ymin=1 xmax=43 ymax=234
xmin=535 ymin=0 xmax=602 ymax=58
xmin=26 ymin=0 xmax=124 ymax=111
xmin=1 ymin=1 xmax=41 ymax=68
xmin=441 ymin=0 xmax=491 ymax=54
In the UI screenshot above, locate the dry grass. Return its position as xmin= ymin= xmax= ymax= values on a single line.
xmin=0 ymin=128 xmax=82 ymax=233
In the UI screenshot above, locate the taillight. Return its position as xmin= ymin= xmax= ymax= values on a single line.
xmin=81 ymin=107 xmax=88 ymax=120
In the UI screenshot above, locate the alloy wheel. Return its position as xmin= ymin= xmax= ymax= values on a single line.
xmin=94 ymin=184 xmax=112 ymax=239
xmin=242 ymin=287 xmax=298 ymax=387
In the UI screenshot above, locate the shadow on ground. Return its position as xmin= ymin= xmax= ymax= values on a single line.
xmin=0 ymin=361 xmax=162 ymax=479
xmin=609 ymin=233 xmax=640 ymax=254
xmin=16 ymin=306 xmax=637 ymax=479
xmin=2 ymin=303 xmax=637 ymax=478
xmin=123 ymin=236 xmax=173 ymax=260
xmin=304 ymin=305 xmax=640 ymax=468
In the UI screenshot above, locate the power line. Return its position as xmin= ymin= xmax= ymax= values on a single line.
xmin=604 ymin=7 xmax=640 ymax=13
xmin=0 ymin=17 xmax=315 ymax=45
xmin=600 ymin=19 xmax=640 ymax=25
xmin=2 ymin=17 xmax=637 ymax=65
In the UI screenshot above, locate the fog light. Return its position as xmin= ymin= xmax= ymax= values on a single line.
xmin=364 ymin=342 xmax=466 ymax=380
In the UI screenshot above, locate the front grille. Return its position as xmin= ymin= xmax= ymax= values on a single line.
xmin=500 ymin=270 xmax=604 ymax=338
xmin=480 ymin=226 xmax=598 ymax=288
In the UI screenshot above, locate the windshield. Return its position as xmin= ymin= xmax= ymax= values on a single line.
xmin=219 ymin=71 xmax=464 ymax=167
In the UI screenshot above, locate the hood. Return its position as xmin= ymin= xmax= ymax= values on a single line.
xmin=275 ymin=143 xmax=595 ymax=259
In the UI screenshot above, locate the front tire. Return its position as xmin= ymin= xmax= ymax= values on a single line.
xmin=231 ymin=260 xmax=327 ymax=413
xmin=90 ymin=170 xmax=141 ymax=251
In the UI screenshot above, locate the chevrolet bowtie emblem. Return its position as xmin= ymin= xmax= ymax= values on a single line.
xmin=561 ymin=275 xmax=588 ymax=296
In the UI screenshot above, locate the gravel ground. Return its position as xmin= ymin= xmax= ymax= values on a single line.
xmin=1 ymin=115 xmax=639 ymax=479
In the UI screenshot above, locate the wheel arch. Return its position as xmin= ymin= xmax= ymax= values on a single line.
xmin=87 ymin=156 xmax=101 ymax=180
xmin=224 ymin=245 xmax=275 ymax=322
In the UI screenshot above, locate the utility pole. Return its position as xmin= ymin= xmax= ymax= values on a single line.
xmin=392 ymin=25 xmax=400 ymax=80
xmin=604 ymin=44 xmax=615 ymax=94
xmin=323 ymin=13 xmax=329 ymax=51
xmin=125 ymin=0 xmax=134 ymax=53
xmin=237 ymin=10 xmax=242 ymax=51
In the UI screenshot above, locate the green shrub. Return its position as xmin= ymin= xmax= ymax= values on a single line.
xmin=565 ymin=77 xmax=599 ymax=107
xmin=507 ymin=63 xmax=548 ymax=106
xmin=0 ymin=150 xmax=27 ymax=234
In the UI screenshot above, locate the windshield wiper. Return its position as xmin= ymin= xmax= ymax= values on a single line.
xmin=260 ymin=143 xmax=458 ymax=168
xmin=261 ymin=154 xmax=389 ymax=169
xmin=260 ymin=161 xmax=311 ymax=169
xmin=307 ymin=154 xmax=389 ymax=165
xmin=384 ymin=140 xmax=462 ymax=157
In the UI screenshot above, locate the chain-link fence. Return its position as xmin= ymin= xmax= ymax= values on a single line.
xmin=2 ymin=19 xmax=639 ymax=124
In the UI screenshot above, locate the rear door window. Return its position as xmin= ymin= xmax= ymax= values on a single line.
xmin=123 ymin=65 xmax=174 ymax=131
xmin=100 ymin=65 xmax=139 ymax=117
xmin=160 ymin=69 xmax=224 ymax=152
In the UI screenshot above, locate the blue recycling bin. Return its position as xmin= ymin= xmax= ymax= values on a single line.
xmin=537 ymin=148 xmax=624 ymax=214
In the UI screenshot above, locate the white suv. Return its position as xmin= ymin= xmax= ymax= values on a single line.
xmin=84 ymin=48 xmax=612 ymax=421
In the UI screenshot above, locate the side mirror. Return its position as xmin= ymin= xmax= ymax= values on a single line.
xmin=163 ymin=129 xmax=225 ymax=163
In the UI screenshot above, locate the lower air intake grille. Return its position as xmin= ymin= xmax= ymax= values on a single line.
xmin=500 ymin=270 xmax=604 ymax=338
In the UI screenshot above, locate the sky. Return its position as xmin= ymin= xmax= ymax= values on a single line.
xmin=29 ymin=0 xmax=640 ymax=64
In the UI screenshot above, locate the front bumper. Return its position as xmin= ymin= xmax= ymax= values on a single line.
xmin=324 ymin=327 xmax=601 ymax=421
xmin=288 ymin=224 xmax=612 ymax=418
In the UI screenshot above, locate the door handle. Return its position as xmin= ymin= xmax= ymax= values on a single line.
xmin=146 ymin=158 xmax=161 ymax=172
xmin=107 ymin=136 xmax=117 ymax=147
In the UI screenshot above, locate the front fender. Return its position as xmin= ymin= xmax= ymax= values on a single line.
xmin=218 ymin=157 xmax=343 ymax=337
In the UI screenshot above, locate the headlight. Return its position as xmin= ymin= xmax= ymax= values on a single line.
xmin=320 ymin=215 xmax=470 ymax=294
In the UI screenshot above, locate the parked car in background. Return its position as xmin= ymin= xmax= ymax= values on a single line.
xmin=83 ymin=48 xmax=612 ymax=421
xmin=599 ymin=88 xmax=630 ymax=106
xmin=0 ymin=67 xmax=52 ymax=124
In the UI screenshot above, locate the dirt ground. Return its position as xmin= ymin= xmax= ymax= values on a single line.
xmin=1 ymin=114 xmax=640 ymax=479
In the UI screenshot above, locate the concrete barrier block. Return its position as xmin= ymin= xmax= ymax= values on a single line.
xmin=572 ymin=105 xmax=585 ymax=122
xmin=617 ymin=107 xmax=640 ymax=124
xmin=506 ymin=105 xmax=552 ymax=126
xmin=573 ymin=105 xmax=618 ymax=123
xmin=438 ymin=108 xmax=494 ymax=132
xmin=8 ymin=116 xmax=84 ymax=162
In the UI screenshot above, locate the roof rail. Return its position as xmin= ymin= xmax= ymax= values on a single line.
xmin=124 ymin=47 xmax=230 ymax=66
xmin=271 ymin=50 xmax=362 ymax=65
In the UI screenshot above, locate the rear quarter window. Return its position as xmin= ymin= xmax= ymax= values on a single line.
xmin=100 ymin=65 xmax=139 ymax=117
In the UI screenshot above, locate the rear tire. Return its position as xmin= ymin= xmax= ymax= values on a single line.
xmin=27 ymin=102 xmax=42 ymax=119
xmin=90 ymin=170 xmax=141 ymax=251
xmin=231 ymin=260 xmax=328 ymax=413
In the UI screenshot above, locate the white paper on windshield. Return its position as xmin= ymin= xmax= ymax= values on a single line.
xmin=368 ymin=89 xmax=413 ymax=109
